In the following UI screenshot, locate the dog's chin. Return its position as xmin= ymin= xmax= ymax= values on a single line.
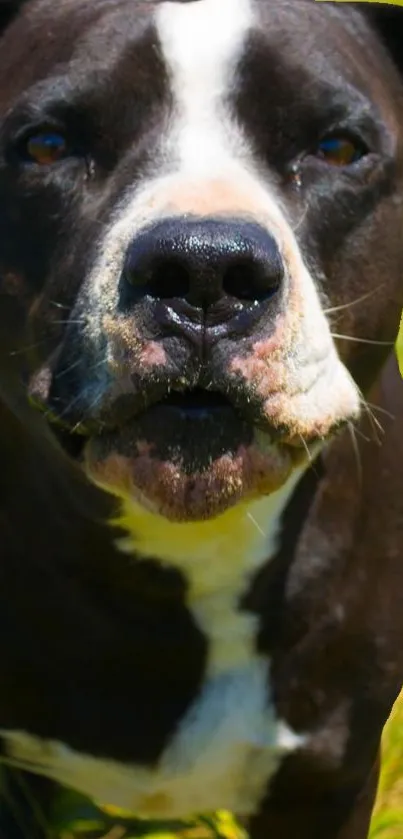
xmin=80 ymin=396 xmax=302 ymax=522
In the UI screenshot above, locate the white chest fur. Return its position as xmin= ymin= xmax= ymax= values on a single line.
xmin=1 ymin=472 xmax=306 ymax=819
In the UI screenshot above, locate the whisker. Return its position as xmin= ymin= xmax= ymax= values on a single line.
xmin=43 ymin=391 xmax=83 ymax=423
xmin=49 ymin=300 xmax=69 ymax=310
xmin=358 ymin=394 xmax=384 ymax=445
xmin=54 ymin=359 xmax=82 ymax=380
xmin=365 ymin=400 xmax=395 ymax=421
xmin=70 ymin=420 xmax=86 ymax=434
xmin=299 ymin=434 xmax=313 ymax=463
xmin=292 ymin=203 xmax=309 ymax=234
xmin=331 ymin=333 xmax=394 ymax=347
xmin=70 ymin=390 xmax=106 ymax=434
xmin=324 ymin=286 xmax=383 ymax=315
xmin=246 ymin=512 xmax=266 ymax=538
xmin=350 ymin=425 xmax=371 ymax=444
xmin=8 ymin=339 xmax=50 ymax=357
xmin=348 ymin=422 xmax=363 ymax=485
xmin=58 ymin=393 xmax=85 ymax=420
xmin=360 ymin=399 xmax=384 ymax=435
xmin=56 ymin=357 xmax=106 ymax=381
xmin=53 ymin=318 xmax=86 ymax=326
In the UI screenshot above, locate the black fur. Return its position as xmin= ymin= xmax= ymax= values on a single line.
xmin=0 ymin=3 xmax=403 ymax=838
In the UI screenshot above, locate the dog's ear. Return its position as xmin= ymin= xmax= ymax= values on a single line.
xmin=366 ymin=4 xmax=403 ymax=75
xmin=0 ymin=0 xmax=29 ymax=34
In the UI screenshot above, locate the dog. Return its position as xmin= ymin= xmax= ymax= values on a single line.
xmin=0 ymin=0 xmax=403 ymax=837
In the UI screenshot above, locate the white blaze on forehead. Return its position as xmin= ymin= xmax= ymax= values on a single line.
xmin=84 ymin=0 xmax=283 ymax=324
xmin=156 ymin=0 xmax=255 ymax=174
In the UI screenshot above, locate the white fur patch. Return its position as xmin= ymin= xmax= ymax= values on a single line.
xmin=156 ymin=0 xmax=255 ymax=176
xmin=1 ymin=467 xmax=308 ymax=818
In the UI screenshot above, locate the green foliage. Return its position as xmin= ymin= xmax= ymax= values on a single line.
xmin=396 ymin=313 xmax=403 ymax=377
xmin=369 ymin=693 xmax=403 ymax=838
xmin=48 ymin=796 xmax=245 ymax=839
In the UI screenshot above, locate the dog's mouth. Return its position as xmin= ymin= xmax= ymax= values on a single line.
xmin=40 ymin=382 xmax=305 ymax=521
xmin=52 ymin=387 xmax=239 ymax=453
xmin=156 ymin=388 xmax=234 ymax=415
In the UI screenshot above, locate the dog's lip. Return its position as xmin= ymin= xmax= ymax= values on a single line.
xmin=30 ymin=374 xmax=248 ymax=433
xmin=34 ymin=383 xmax=324 ymax=463
xmin=43 ymin=386 xmax=247 ymax=459
xmin=151 ymin=387 xmax=237 ymax=417
xmin=29 ymin=363 xmax=327 ymax=459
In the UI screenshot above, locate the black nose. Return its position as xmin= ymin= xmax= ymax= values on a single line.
xmin=123 ymin=217 xmax=284 ymax=308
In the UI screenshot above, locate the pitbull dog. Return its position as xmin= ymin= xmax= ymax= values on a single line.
xmin=0 ymin=1 xmax=403 ymax=837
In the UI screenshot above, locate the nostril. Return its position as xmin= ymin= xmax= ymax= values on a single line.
xmin=223 ymin=256 xmax=283 ymax=302
xmin=123 ymin=218 xmax=285 ymax=309
xmin=223 ymin=260 xmax=255 ymax=301
xmin=124 ymin=252 xmax=190 ymax=301
xmin=148 ymin=258 xmax=190 ymax=299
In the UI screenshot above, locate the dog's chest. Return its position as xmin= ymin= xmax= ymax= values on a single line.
xmin=2 ymin=661 xmax=299 ymax=819
xmin=2 ymin=485 xmax=305 ymax=818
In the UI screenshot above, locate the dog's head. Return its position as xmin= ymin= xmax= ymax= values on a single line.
xmin=1 ymin=0 xmax=402 ymax=522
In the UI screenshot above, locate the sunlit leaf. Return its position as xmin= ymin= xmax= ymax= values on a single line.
xmin=396 ymin=312 xmax=403 ymax=377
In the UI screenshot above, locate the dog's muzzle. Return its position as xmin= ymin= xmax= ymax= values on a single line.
xmin=28 ymin=213 xmax=360 ymax=521
xmin=119 ymin=216 xmax=285 ymax=349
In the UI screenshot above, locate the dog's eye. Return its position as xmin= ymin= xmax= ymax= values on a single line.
xmin=23 ymin=132 xmax=70 ymax=165
xmin=315 ymin=135 xmax=366 ymax=167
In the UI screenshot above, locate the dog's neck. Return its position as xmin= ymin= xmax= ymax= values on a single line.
xmin=113 ymin=467 xmax=305 ymax=676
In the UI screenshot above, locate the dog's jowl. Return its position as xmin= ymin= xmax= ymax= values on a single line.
xmin=0 ymin=1 xmax=403 ymax=837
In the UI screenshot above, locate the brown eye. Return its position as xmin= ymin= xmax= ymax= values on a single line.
xmin=316 ymin=135 xmax=366 ymax=167
xmin=24 ymin=132 xmax=69 ymax=165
